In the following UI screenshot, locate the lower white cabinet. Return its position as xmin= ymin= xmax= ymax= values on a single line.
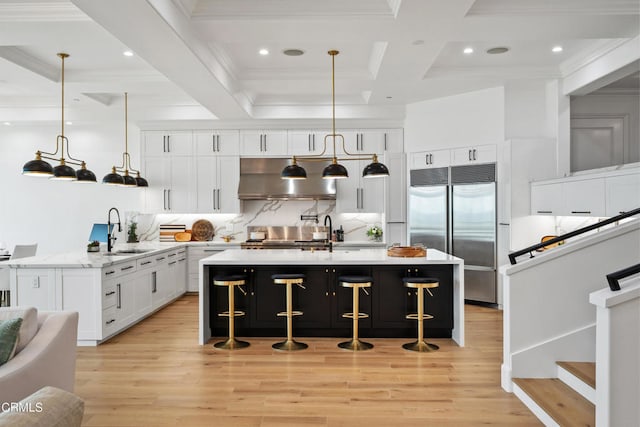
xmin=9 ymin=248 xmax=186 ymax=345
xmin=187 ymin=246 xmax=239 ymax=292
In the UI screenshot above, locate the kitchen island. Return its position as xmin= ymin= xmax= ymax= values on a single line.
xmin=199 ymin=248 xmax=464 ymax=346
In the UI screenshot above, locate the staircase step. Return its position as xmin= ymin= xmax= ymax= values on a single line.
xmin=557 ymin=361 xmax=596 ymax=389
xmin=513 ymin=378 xmax=595 ymax=427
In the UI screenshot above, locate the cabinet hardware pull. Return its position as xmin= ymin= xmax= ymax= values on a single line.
xmin=179 ymin=258 xmax=186 ymax=262
xmin=384 ymin=133 xmax=387 ymax=151
xmin=325 ymin=269 xmax=329 ymax=273
xmin=163 ymin=135 xmax=166 ymax=152
xmin=106 ymin=319 xmax=115 ymax=325
xmin=167 ymin=189 xmax=171 ymax=210
xmin=473 ymin=149 xmax=477 ymax=161
xmin=312 ymin=134 xmax=316 ymax=151
xmin=332 ymin=292 xmax=336 ymax=296
xmin=105 ymin=291 xmax=116 ymax=296
xmin=156 ymin=257 xmax=165 ymax=261
xmin=325 ymin=292 xmax=329 ymax=297
xmin=141 ymin=261 xmax=152 ymax=265
xmin=216 ymin=135 xmax=220 ymax=152
xmin=168 ymin=261 xmax=177 ymax=266
xmin=468 ymin=149 xmax=472 ymax=161
xmin=537 ymin=210 xmax=553 ymax=214
xmin=166 ymin=135 xmax=170 ymax=152
xmin=308 ymin=134 xmax=311 ymax=152
xmin=430 ymin=154 xmax=433 ymax=164
xmin=121 ymin=265 xmax=134 ymax=271
xmin=425 ymin=154 xmax=429 ymax=165
xmin=168 ymin=253 xmax=176 ymax=257
xmin=212 ymin=135 xmax=216 ymax=152
xmin=217 ymin=189 xmax=221 ymax=211
xmin=571 ymin=211 xmax=591 ymax=214
xmin=105 ymin=270 xmax=115 ymax=275
xmin=117 ymin=284 xmax=121 ymax=309
xmin=264 ymin=134 xmax=267 ymax=152
xmin=152 ymin=272 xmax=157 ymax=293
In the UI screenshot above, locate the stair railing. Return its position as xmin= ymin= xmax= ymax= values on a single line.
xmin=607 ymin=263 xmax=640 ymax=291
xmin=508 ymin=207 xmax=640 ymax=265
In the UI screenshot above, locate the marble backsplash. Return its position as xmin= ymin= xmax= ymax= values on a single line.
xmin=127 ymin=200 xmax=384 ymax=243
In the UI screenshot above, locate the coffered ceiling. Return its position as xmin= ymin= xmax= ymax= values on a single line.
xmin=0 ymin=0 xmax=638 ymax=124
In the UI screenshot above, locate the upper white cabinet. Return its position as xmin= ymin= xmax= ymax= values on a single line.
xmin=385 ymin=152 xmax=406 ymax=222
xmin=383 ymin=129 xmax=404 ymax=153
xmin=563 ymin=179 xmax=605 ymax=216
xmin=606 ymin=173 xmax=640 ymax=216
xmin=451 ymin=144 xmax=497 ymax=166
xmin=410 ymin=149 xmax=451 ymax=169
xmin=195 ymin=156 xmax=240 ymax=213
xmin=240 ymin=130 xmax=288 ymax=156
xmin=530 ymin=182 xmax=563 ymax=216
xmin=336 ymin=157 xmax=385 ymax=213
xmin=144 ymin=156 xmax=194 ymax=212
xmin=143 ymin=131 xmax=193 ymax=156
xmin=288 ymin=130 xmax=328 ymax=156
xmin=531 ymin=167 xmax=639 ymax=217
xmin=341 ymin=131 xmax=385 ymax=154
xmin=194 ymin=130 xmax=240 ymax=156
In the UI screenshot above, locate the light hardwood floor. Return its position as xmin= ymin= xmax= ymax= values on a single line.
xmin=76 ymin=296 xmax=540 ymax=426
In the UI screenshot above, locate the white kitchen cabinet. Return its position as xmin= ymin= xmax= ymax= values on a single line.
xmin=144 ymin=156 xmax=194 ymax=212
xmin=143 ymin=131 xmax=193 ymax=156
xmin=9 ymin=248 xmax=186 ymax=345
xmin=188 ymin=246 xmax=233 ymax=292
xmin=383 ymin=129 xmax=404 ymax=153
xmin=288 ymin=130 xmax=328 ymax=156
xmin=606 ymin=173 xmax=640 ymax=216
xmin=195 ymin=155 xmax=240 ymax=213
xmin=240 ymin=130 xmax=288 ymax=156
xmin=451 ymin=144 xmax=497 ymax=165
xmin=194 ymin=130 xmax=240 ymax=156
xmin=336 ymin=158 xmax=385 ymax=213
xmin=385 ymin=152 xmax=406 ymax=223
xmin=563 ymin=179 xmax=605 ymax=216
xmin=410 ymin=149 xmax=451 ymax=169
xmin=531 ymin=182 xmax=563 ymax=215
xmin=340 ymin=130 xmax=385 ymax=154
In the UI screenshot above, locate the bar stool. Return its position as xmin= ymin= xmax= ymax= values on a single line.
xmin=272 ymin=273 xmax=308 ymax=351
xmin=212 ymin=274 xmax=249 ymax=350
xmin=403 ymin=277 xmax=439 ymax=352
xmin=337 ymin=275 xmax=373 ymax=351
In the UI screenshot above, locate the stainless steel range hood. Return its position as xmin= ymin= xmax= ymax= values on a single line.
xmin=238 ymin=158 xmax=336 ymax=200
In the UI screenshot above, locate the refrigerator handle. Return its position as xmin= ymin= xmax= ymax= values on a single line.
xmin=447 ymin=185 xmax=452 ymax=255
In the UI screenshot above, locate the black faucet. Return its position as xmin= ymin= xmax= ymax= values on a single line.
xmin=107 ymin=207 xmax=122 ymax=253
xmin=324 ymin=215 xmax=333 ymax=252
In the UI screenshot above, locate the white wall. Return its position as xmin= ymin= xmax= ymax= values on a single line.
xmin=404 ymin=87 xmax=505 ymax=152
xmin=0 ymin=122 xmax=145 ymax=255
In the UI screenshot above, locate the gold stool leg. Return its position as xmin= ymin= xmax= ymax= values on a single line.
xmin=273 ymin=282 xmax=308 ymax=351
xmin=215 ymin=284 xmax=249 ymax=350
xmin=403 ymin=287 xmax=438 ymax=352
xmin=338 ymin=286 xmax=373 ymax=351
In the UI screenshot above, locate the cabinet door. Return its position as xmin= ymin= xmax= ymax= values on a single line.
xmin=410 ymin=149 xmax=450 ymax=169
xmin=563 ymin=179 xmax=605 ymax=216
xmin=335 ymin=168 xmax=360 ymax=213
xmin=361 ymin=163 xmax=385 ymax=213
xmin=288 ymin=130 xmax=327 ymax=156
xmin=330 ymin=266 xmax=372 ymax=330
xmin=606 ymin=174 xmax=640 ymax=216
xmin=194 ymin=130 xmax=240 ymax=156
xmin=451 ymin=145 xmax=496 ymax=165
xmin=168 ymin=156 xmax=193 ymax=212
xmin=531 ymin=182 xmax=562 ymax=215
xmin=144 ymin=157 xmax=170 ymax=212
xmin=115 ymin=278 xmax=136 ymax=328
xmin=358 ymin=131 xmax=385 ymax=153
xmin=134 ymin=271 xmax=152 ymax=318
xmin=240 ymin=130 xmax=288 ymax=156
xmin=176 ymin=252 xmax=187 ymax=294
xmin=208 ymin=266 xmax=251 ymax=335
xmin=144 ymin=131 xmax=192 ymax=156
xmin=385 ymin=153 xmax=406 ymax=222
xmin=195 ymin=156 xmax=216 ymax=212
xmin=371 ymin=267 xmax=413 ymax=330
xmin=216 ymin=156 xmax=240 ymax=213
xmin=383 ymin=129 xmax=404 ymax=153
xmin=296 ymin=267 xmax=332 ymax=329
xmin=14 ymin=269 xmax=56 ymax=309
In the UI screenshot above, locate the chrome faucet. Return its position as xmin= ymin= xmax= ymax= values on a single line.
xmin=324 ymin=215 xmax=333 ymax=252
xmin=107 ymin=207 xmax=122 ymax=253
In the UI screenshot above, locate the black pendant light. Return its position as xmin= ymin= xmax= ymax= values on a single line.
xmin=22 ymin=53 xmax=96 ymax=183
xmin=103 ymin=167 xmax=125 ymax=185
xmin=362 ymin=154 xmax=390 ymax=178
xmin=103 ymin=92 xmax=149 ymax=187
xmin=281 ymin=158 xmax=307 ymax=179
xmin=322 ymin=158 xmax=348 ymax=179
xmin=282 ymin=50 xmax=389 ymax=181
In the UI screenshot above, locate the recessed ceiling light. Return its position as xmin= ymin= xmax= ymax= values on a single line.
xmin=259 ymin=48 xmax=269 ymax=56
xmin=283 ymin=49 xmax=305 ymax=57
xmin=386 ymin=96 xmax=393 ymax=99
xmin=552 ymin=46 xmax=563 ymax=53
xmin=412 ymin=40 xmax=425 ymax=46
xmin=66 ymin=121 xmax=72 ymax=125
xmin=3 ymin=122 xmax=10 ymax=126
xmin=463 ymin=47 xmax=474 ymax=54
xmin=486 ymin=47 xmax=509 ymax=55
xmin=123 ymin=50 xmax=134 ymax=57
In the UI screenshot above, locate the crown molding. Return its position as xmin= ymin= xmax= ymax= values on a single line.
xmin=0 ymin=47 xmax=59 ymax=82
xmin=424 ymin=66 xmax=560 ymax=80
xmin=560 ymin=39 xmax=630 ymax=77
xmin=467 ymin=0 xmax=640 ymax=16
xmin=0 ymin=2 xmax=89 ymax=22
xmin=368 ymin=42 xmax=388 ymax=79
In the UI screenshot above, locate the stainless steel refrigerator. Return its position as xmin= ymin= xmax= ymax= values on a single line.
xmin=409 ymin=163 xmax=497 ymax=303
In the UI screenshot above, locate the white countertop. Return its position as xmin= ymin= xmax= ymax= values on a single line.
xmin=201 ymin=248 xmax=462 ymax=265
xmin=5 ymin=242 xmax=186 ymax=269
